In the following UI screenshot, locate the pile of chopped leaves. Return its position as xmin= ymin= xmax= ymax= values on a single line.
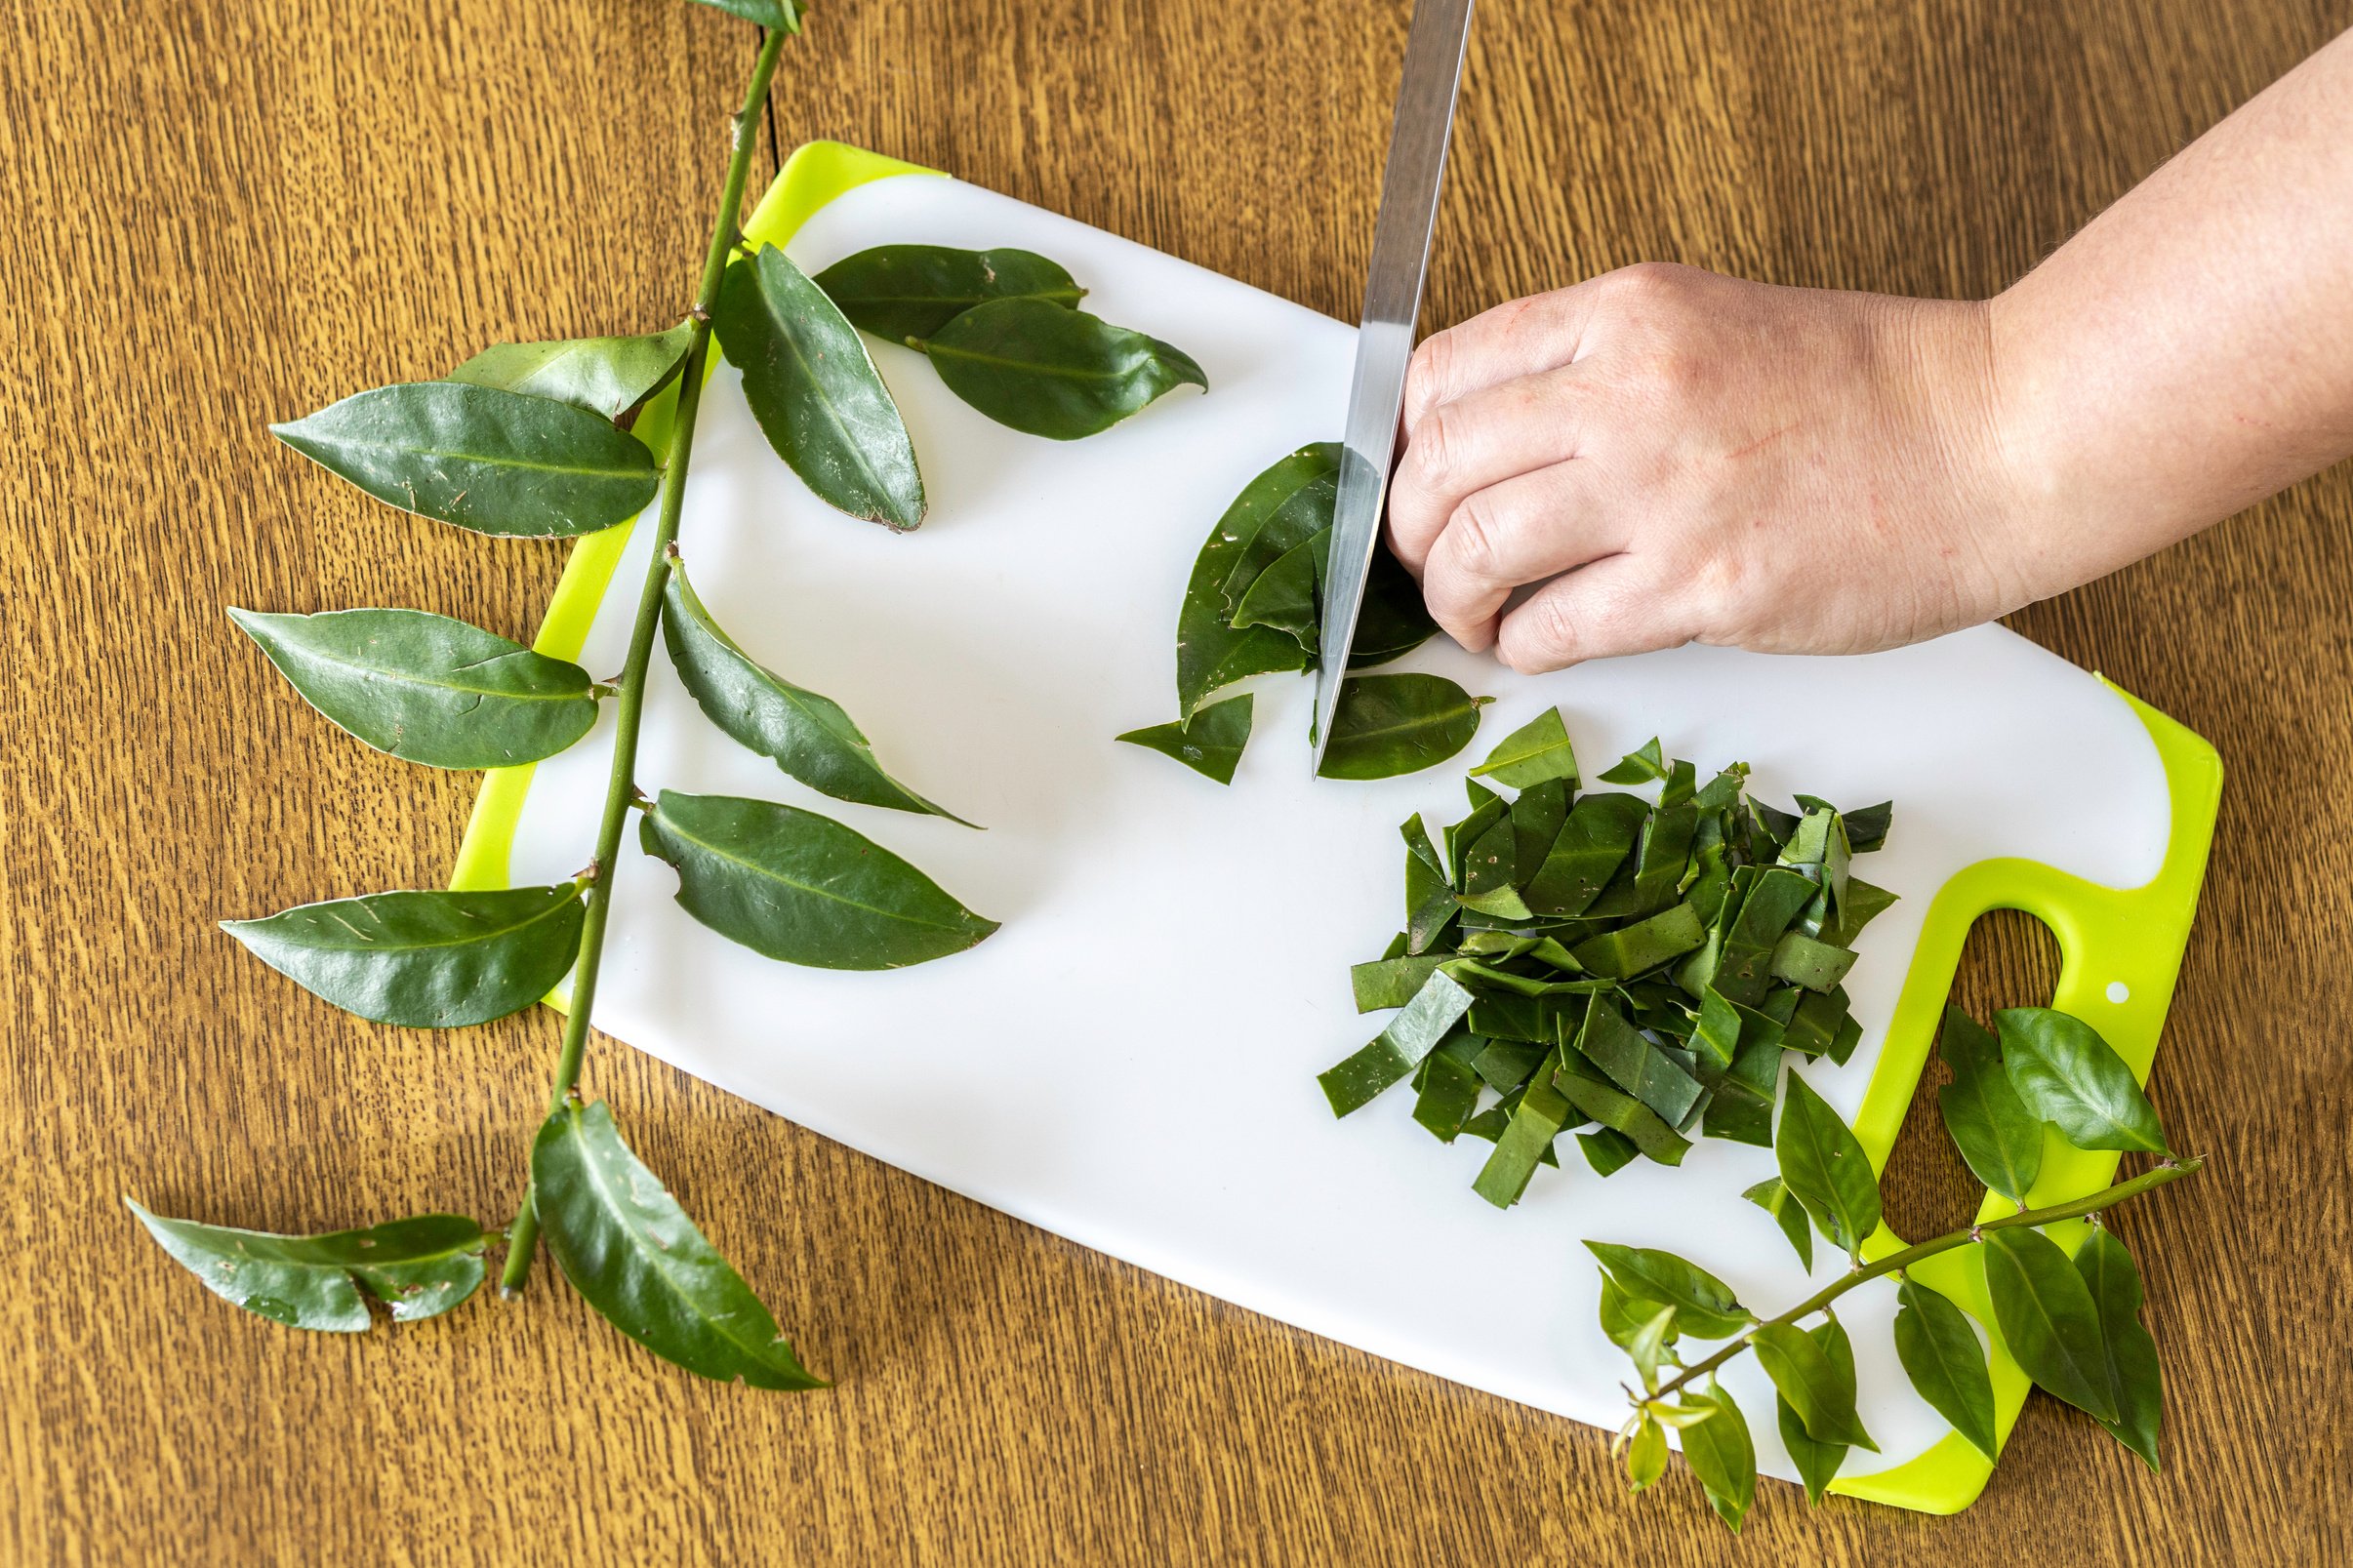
xmin=1318 ymin=707 xmax=1896 ymax=1209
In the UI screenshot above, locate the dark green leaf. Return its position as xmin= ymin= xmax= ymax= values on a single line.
xmin=1775 ymin=1318 xmax=1856 ymax=1504
xmin=1997 ymin=1007 xmax=2169 ymax=1153
xmin=1981 ymin=1225 xmax=2118 ymax=1420
xmin=1349 ymin=540 xmax=1441 ymax=667
xmin=1697 ymin=1022 xmax=1781 ymax=1146
xmin=1116 ymin=694 xmax=1256 ymax=786
xmin=1456 ymin=808 xmax=1523 ymax=915
xmin=1522 ymin=792 xmax=1647 ymax=916
xmin=1712 ymin=866 xmax=1818 ymax=1007
xmin=1317 ymin=674 xmax=1491 ymax=781
xmin=715 ymin=245 xmax=925 ymax=530
xmin=228 ymin=606 xmax=599 ymax=770
xmin=2076 ymin=1226 xmax=2164 ymax=1469
xmin=1740 ymin=1176 xmax=1813 ymax=1270
xmin=1813 ymin=876 xmax=1898 ymax=945
xmin=1599 ymin=738 xmax=1667 ymax=784
xmin=1318 ymin=969 xmax=1478 ymax=1115
xmin=271 ymin=382 xmax=660 ymax=538
xmin=1472 ymin=1061 xmax=1574 ymax=1207
xmin=532 ymin=1099 xmax=823 ymax=1389
xmin=924 ymin=297 xmax=1205 ymax=440
xmin=688 ymin=0 xmax=806 ymax=30
xmin=1894 ymin=1275 xmax=1999 ymax=1461
xmin=1350 ymin=953 xmax=1451 ymax=1012
xmin=813 ymin=245 xmax=1083 ymax=343
xmin=1401 ymin=813 xmax=1458 ymax=955
xmin=1583 ymin=1242 xmax=1751 ymax=1340
xmin=1586 ymin=802 xmax=1698 ymax=919
xmin=1508 ymin=778 xmax=1570 ymax=894
xmin=1935 ymin=1006 xmax=2044 ymax=1206
xmin=1678 ymin=1386 xmax=1757 ymax=1532
xmin=1776 ymin=1071 xmax=1882 ymax=1258
xmin=449 ymin=323 xmax=695 ymax=419
xmin=1796 ymin=793 xmax=1893 ymax=854
xmin=666 ymin=559 xmax=975 ymax=820
xmin=1470 ymin=706 xmax=1580 ymax=789
xmin=1570 ymin=995 xmax=1704 ymax=1124
xmin=1780 ymin=985 xmax=1851 ymax=1060
xmin=222 ymin=883 xmax=584 ymax=1027
xmin=637 ymin=790 xmax=997 ymax=970
xmin=1175 ymin=445 xmax=1330 ymax=713
xmin=1473 ymin=1037 xmax=1548 ymax=1092
xmin=1411 ymin=1035 xmax=1484 ymax=1142
xmin=1769 ymin=932 xmax=1857 ymax=992
xmin=1230 ymin=530 xmax=1323 ymax=645
xmin=1570 ymin=902 xmax=1706 ymax=980
xmin=127 ymin=1201 xmax=485 ymax=1330
xmin=1753 ymin=1320 xmax=1878 ymax=1450
xmin=1556 ymin=1053 xmax=1692 ymax=1166
xmin=1579 ymin=1126 xmax=1642 ymax=1177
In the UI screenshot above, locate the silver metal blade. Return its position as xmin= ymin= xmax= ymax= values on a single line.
xmin=1310 ymin=0 xmax=1475 ymax=775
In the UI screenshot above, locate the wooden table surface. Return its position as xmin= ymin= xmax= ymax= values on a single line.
xmin=6 ymin=0 xmax=2349 ymax=1561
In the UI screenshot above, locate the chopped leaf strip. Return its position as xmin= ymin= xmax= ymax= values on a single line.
xmin=1472 ymin=1062 xmax=1575 ymax=1208
xmin=1570 ymin=996 xmax=1706 ymax=1125
xmin=1570 ymin=902 xmax=1706 ymax=980
xmin=1318 ymin=969 xmax=1478 ymax=1115
xmin=1556 ymin=1053 xmax=1692 ymax=1167
xmin=1579 ymin=1126 xmax=1642 ymax=1177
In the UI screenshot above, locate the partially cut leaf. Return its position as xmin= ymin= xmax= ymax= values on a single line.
xmin=1599 ymin=738 xmax=1667 ymax=784
xmin=127 ymin=1201 xmax=485 ymax=1331
xmin=1176 ymin=445 xmax=1331 ymax=714
xmin=638 ymin=790 xmax=997 ymax=970
xmin=813 ymin=244 xmax=1083 ymax=343
xmin=1116 ymin=694 xmax=1254 ymax=785
xmin=1997 ymin=1007 xmax=2169 ymax=1154
xmin=1894 ymin=1275 xmax=1999 ymax=1461
xmin=2076 ymin=1225 xmax=2165 ymax=1469
xmin=1740 ymin=1176 xmax=1813 ymax=1270
xmin=271 ymin=382 xmax=660 ymax=538
xmin=1981 ymin=1225 xmax=2118 ymax=1421
xmin=222 ymin=883 xmax=585 ymax=1027
xmin=532 ymin=1100 xmax=823 ymax=1388
xmin=1470 ymin=707 xmax=1579 ymax=789
xmin=1776 ymin=1070 xmax=1882 ymax=1258
xmin=1317 ymin=674 xmax=1490 ymax=781
xmin=449 ymin=323 xmax=694 ymax=419
xmin=230 ymin=607 xmax=599 ymax=770
xmin=1936 ymin=1006 xmax=2043 ymax=1206
xmin=925 ymin=297 xmax=1206 ymax=440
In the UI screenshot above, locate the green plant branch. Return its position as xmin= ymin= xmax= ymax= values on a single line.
xmin=499 ymin=25 xmax=791 ymax=1297
xmin=1643 ymin=1155 xmax=2204 ymax=1405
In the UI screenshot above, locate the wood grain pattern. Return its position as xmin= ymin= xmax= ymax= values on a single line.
xmin=4 ymin=0 xmax=2348 ymax=1560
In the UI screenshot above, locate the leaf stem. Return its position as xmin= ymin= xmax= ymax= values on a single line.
xmin=1643 ymin=1156 xmax=2204 ymax=1404
xmin=500 ymin=26 xmax=790 ymax=1298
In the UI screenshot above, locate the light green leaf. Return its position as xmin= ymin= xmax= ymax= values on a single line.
xmin=687 ymin=0 xmax=805 ymax=32
xmin=1584 ymin=1241 xmax=1752 ymax=1340
xmin=1625 ymin=1411 xmax=1668 ymax=1492
xmin=924 ymin=297 xmax=1206 ymax=440
xmin=1997 ymin=1007 xmax=2169 ymax=1154
xmin=1628 ymin=1304 xmax=1680 ymax=1391
xmin=449 ymin=324 xmax=695 ymax=419
xmin=128 ymin=1201 xmax=485 ymax=1330
xmin=1678 ymin=1385 xmax=1757 ymax=1533
xmin=1894 ymin=1275 xmax=1999 ymax=1461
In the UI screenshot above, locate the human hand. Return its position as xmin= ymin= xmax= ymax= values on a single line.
xmin=1384 ymin=263 xmax=2031 ymax=671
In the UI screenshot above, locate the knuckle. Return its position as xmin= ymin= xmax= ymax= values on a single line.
xmin=1445 ymin=492 xmax=1509 ymax=582
xmin=1500 ymin=591 xmax=1582 ymax=673
xmin=1403 ymin=332 xmax=1459 ymax=427
xmin=1413 ymin=400 xmax=1466 ymax=489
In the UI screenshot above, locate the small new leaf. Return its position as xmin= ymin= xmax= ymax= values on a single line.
xmin=128 ymin=1201 xmax=485 ymax=1331
xmin=1626 ymin=1412 xmax=1668 ymax=1493
xmin=687 ymin=0 xmax=805 ymax=32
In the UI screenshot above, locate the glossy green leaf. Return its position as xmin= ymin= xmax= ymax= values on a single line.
xmin=1472 ymin=1062 xmax=1575 ymax=1208
xmin=1348 ymin=541 xmax=1441 ymax=667
xmin=1776 ymin=1071 xmax=1882 ymax=1258
xmin=127 ymin=1201 xmax=485 ymax=1330
xmin=1740 ymin=1176 xmax=1813 ymax=1270
xmin=1769 ymin=932 xmax=1857 ymax=992
xmin=1894 ymin=1275 xmax=1999 ymax=1461
xmin=638 ymin=790 xmax=997 ymax=970
xmin=1570 ymin=901 xmax=1706 ymax=980
xmin=1774 ymin=1318 xmax=1856 ymax=1504
xmin=228 ymin=606 xmax=599 ymax=770
xmin=1230 ymin=530 xmax=1323 ymax=646
xmin=715 ymin=245 xmax=925 ymax=530
xmin=1599 ymin=1274 xmax=1674 ymax=1350
xmin=1317 ymin=674 xmax=1490 ymax=781
xmin=532 ymin=1099 xmax=824 ymax=1389
xmin=1583 ymin=1242 xmax=1751 ymax=1340
xmin=449 ymin=323 xmax=694 ymax=419
xmin=1586 ymin=802 xmax=1697 ymax=919
xmin=813 ymin=245 xmax=1083 ymax=343
xmin=1936 ymin=1006 xmax=2044 ymax=1206
xmin=1522 ymin=792 xmax=1647 ymax=916
xmin=1981 ymin=1225 xmax=2118 ymax=1420
xmin=1175 ymin=445 xmax=1330 ymax=713
xmin=1470 ymin=707 xmax=1580 ymax=789
xmin=1318 ymin=968 xmax=1477 ymax=1115
xmin=271 ymin=382 xmax=660 ymax=538
xmin=1401 ymin=814 xmax=1458 ymax=955
xmin=2076 ymin=1226 xmax=2165 ymax=1469
xmin=1712 ymin=866 xmax=1818 ymax=1007
xmin=1997 ymin=1007 xmax=2169 ymax=1154
xmin=688 ymin=0 xmax=806 ymax=30
xmin=1570 ymin=995 xmax=1704 ymax=1124
xmin=1678 ymin=1386 xmax=1757 ymax=1533
xmin=222 ymin=883 xmax=585 ymax=1027
xmin=1116 ymin=695 xmax=1254 ymax=785
xmin=1579 ymin=1126 xmax=1642 ymax=1177
xmin=1627 ymin=1303 xmax=1680 ymax=1390
xmin=1625 ymin=1411 xmax=1669 ymax=1492
xmin=1599 ymin=738 xmax=1667 ymax=784
xmin=666 ymin=560 xmax=973 ymax=821
xmin=1754 ymin=1320 xmax=1878 ymax=1450
xmin=924 ymin=297 xmax=1205 ymax=440
xmin=1556 ymin=1053 xmax=1692 ymax=1166
xmin=1508 ymin=778 xmax=1570 ymax=890
xmin=1411 ymin=1034 xmax=1483 ymax=1142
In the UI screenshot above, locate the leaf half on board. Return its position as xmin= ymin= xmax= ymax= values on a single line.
xmin=271 ymin=382 xmax=660 ymax=537
xmin=222 ymin=884 xmax=586 ymax=1027
xmin=449 ymin=323 xmax=695 ymax=419
xmin=127 ymin=1201 xmax=486 ymax=1330
xmin=1775 ymin=1071 xmax=1883 ymax=1258
xmin=229 ymin=606 xmax=600 ymax=770
xmin=1935 ymin=1005 xmax=2044 ymax=1206
xmin=813 ymin=245 xmax=1084 ymax=343
xmin=715 ymin=245 xmax=926 ymax=530
xmin=637 ymin=790 xmax=997 ymax=970
xmin=531 ymin=1099 xmax=824 ymax=1388
xmin=663 ymin=559 xmax=974 ymax=823
xmin=1316 ymin=673 xmax=1491 ymax=781
xmin=924 ymin=297 xmax=1206 ymax=439
xmin=1893 ymin=1275 xmax=1999 ymax=1461
xmin=1116 ymin=693 xmax=1254 ymax=784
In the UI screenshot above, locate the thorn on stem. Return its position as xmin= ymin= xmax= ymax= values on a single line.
xmin=690 ymin=303 xmax=712 ymax=324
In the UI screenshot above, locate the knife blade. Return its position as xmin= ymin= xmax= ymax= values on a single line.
xmin=1310 ymin=0 xmax=1476 ymax=775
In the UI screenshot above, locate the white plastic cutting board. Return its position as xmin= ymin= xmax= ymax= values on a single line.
xmin=499 ymin=172 xmax=2173 ymax=1482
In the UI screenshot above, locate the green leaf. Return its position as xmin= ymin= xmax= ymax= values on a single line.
xmin=1981 ymin=1226 xmax=2119 ymax=1420
xmin=1472 ymin=1064 xmax=1574 ymax=1208
xmin=1410 ymin=1034 xmax=1484 ymax=1142
xmin=1316 ymin=674 xmax=1491 ymax=781
xmin=1775 ymin=1319 xmax=1854 ymax=1503
xmin=1508 ymin=778 xmax=1570 ymax=893
xmin=638 ymin=790 xmax=996 ymax=970
xmin=1555 ymin=1053 xmax=1692 ymax=1167
xmin=1625 ymin=1411 xmax=1668 ymax=1492
xmin=1116 ymin=694 xmax=1254 ymax=785
xmin=1753 ymin=1320 xmax=1878 ymax=1451
xmin=127 ymin=1201 xmax=485 ymax=1331
xmin=1711 ymin=866 xmax=1818 ymax=1007
xmin=271 ymin=382 xmax=660 ymax=538
xmin=449 ymin=323 xmax=695 ymax=419
xmin=1578 ymin=1126 xmax=1642 ymax=1177
xmin=531 ymin=1099 xmax=824 ymax=1388
xmin=1599 ymin=1274 xmax=1674 ymax=1349
xmin=924 ymin=297 xmax=1206 ymax=440
xmin=688 ymin=0 xmax=806 ymax=30
xmin=1599 ymin=737 xmax=1667 ymax=784
xmin=1894 ymin=1275 xmax=1999 ymax=1461
xmin=2076 ymin=1226 xmax=2165 ymax=1469
xmin=223 ymin=883 xmax=584 ymax=1027
xmin=1678 ymin=1385 xmax=1757 ymax=1532
xmin=1813 ymin=875 xmax=1898 ymax=945
xmin=1318 ymin=967 xmax=1479 ymax=1115
xmin=1469 ymin=706 xmax=1580 ymax=789
xmin=1175 ymin=445 xmax=1330 ymax=713
xmin=813 ymin=244 xmax=1083 ymax=343
xmin=1740 ymin=1176 xmax=1813 ymax=1270
xmin=1768 ymin=932 xmax=1857 ymax=992
xmin=1230 ymin=530 xmax=1324 ymax=646
xmin=663 ymin=559 xmax=973 ymax=821
xmin=715 ymin=245 xmax=925 ymax=530
xmin=1522 ymin=792 xmax=1647 ymax=916
xmin=1569 ymin=995 xmax=1704 ymax=1125
xmin=228 ymin=607 xmax=599 ymax=770
xmin=1996 ymin=1007 xmax=2169 ymax=1154
xmin=1628 ymin=1304 xmax=1680 ymax=1391
xmin=1775 ymin=1071 xmax=1882 ymax=1258
xmin=1935 ymin=1006 xmax=2043 ymax=1206
xmin=1400 ymin=814 xmax=1458 ymax=955
xmin=1569 ymin=901 xmax=1706 ymax=980
xmin=1583 ymin=1242 xmax=1751 ymax=1340
xmin=1348 ymin=541 xmax=1441 ymax=667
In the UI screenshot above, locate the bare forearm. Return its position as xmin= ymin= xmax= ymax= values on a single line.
xmin=1991 ymin=26 xmax=2353 ymax=597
